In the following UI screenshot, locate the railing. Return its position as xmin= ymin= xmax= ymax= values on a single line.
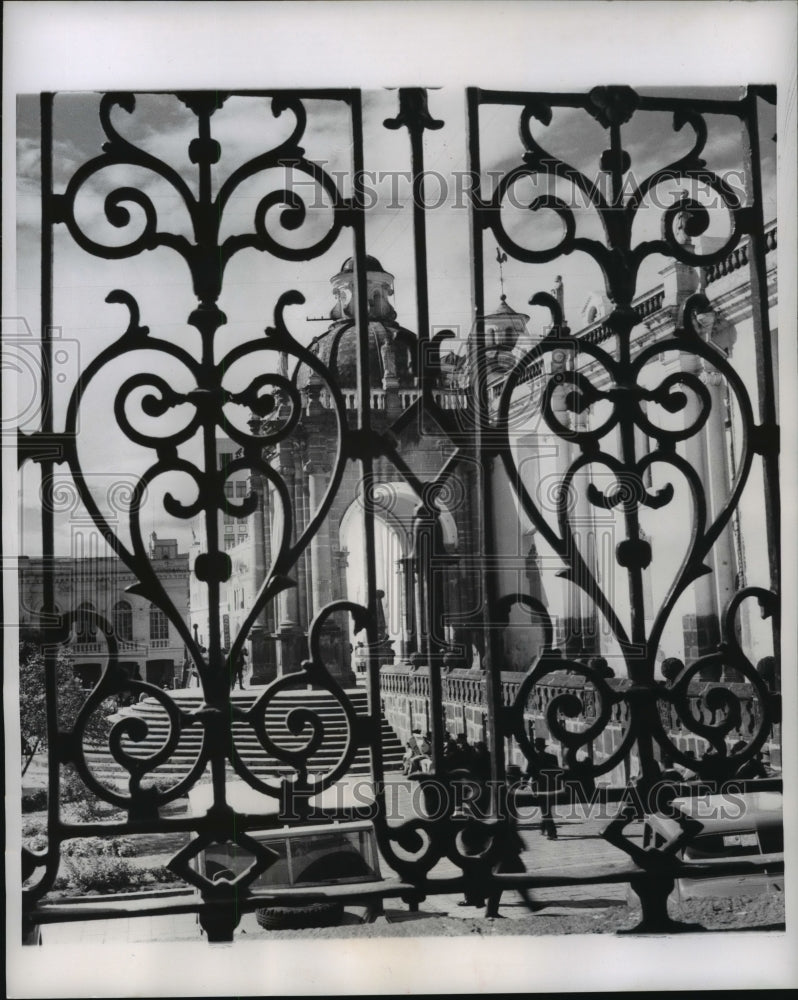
xmin=580 ymin=287 xmax=666 ymax=346
xmin=71 ymin=642 xmax=101 ymax=654
xmin=17 ymin=85 xmax=780 ymax=942
xmin=381 ymin=664 xmax=779 ymax=775
xmin=703 ymin=222 xmax=777 ymax=286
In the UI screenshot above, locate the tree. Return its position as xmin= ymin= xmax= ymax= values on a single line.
xmin=19 ymin=637 xmax=111 ymax=777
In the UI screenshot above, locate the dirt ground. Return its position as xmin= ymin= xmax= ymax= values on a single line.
xmin=236 ymin=890 xmax=785 ymax=940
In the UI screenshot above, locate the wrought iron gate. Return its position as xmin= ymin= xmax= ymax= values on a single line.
xmin=18 ymin=85 xmax=781 ymax=940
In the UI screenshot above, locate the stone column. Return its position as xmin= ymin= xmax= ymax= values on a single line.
xmin=249 ymin=469 xmax=277 ymax=685
xmin=306 ymin=460 xmax=332 ymax=617
xmin=306 ymin=458 xmax=354 ymax=687
xmin=396 ymin=555 xmax=415 ymax=659
xmin=292 ymin=452 xmax=310 ymax=636
xmin=412 ymin=538 xmax=428 ymax=665
xmin=700 ymin=362 xmax=739 ymax=678
xmin=572 ymin=403 xmax=599 ymax=656
xmin=680 ymin=351 xmax=721 ymax=672
xmin=548 ymin=348 xmax=579 ymax=655
xmin=275 ymin=446 xmax=303 ymax=677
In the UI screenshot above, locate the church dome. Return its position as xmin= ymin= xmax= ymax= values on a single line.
xmin=295 ymin=257 xmax=418 ymax=393
xmin=298 ymin=320 xmax=416 ymax=391
xmin=337 ymin=254 xmax=386 ymax=274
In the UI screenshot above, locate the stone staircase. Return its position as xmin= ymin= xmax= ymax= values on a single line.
xmin=85 ymin=687 xmax=405 ymax=785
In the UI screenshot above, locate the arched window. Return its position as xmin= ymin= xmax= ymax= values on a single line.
xmin=149 ymin=604 xmax=169 ymax=645
xmin=75 ymin=602 xmax=97 ymax=642
xmin=113 ymin=600 xmax=133 ymax=641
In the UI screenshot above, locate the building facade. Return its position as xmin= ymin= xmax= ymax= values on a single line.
xmin=19 ymin=533 xmax=191 ymax=688
xmin=198 ymin=229 xmax=777 ymax=688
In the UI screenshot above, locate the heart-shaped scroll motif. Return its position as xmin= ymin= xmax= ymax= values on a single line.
xmin=64 ymin=288 xmax=348 ymax=697
xmin=496 ymin=300 xmax=758 ymax=670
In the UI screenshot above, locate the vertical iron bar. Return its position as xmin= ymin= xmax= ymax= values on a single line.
xmin=741 ymin=90 xmax=780 ymax=652
xmin=351 ymin=91 xmax=385 ymax=791
xmin=40 ymin=91 xmax=61 ymax=893
xmin=467 ymin=89 xmax=506 ymax=796
xmin=394 ymin=88 xmax=445 ymax=769
xmin=608 ymin=108 xmax=655 ymax=780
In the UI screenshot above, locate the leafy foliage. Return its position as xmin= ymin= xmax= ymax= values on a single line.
xmin=19 ymin=636 xmax=111 ymax=776
xmin=57 ymin=837 xmax=182 ymax=894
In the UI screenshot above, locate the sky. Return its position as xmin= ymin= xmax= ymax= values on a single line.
xmin=13 ymin=85 xmax=776 ymax=558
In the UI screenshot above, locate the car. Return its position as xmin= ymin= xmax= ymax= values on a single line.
xmin=640 ymin=789 xmax=783 ymax=901
xmin=187 ymin=778 xmax=385 ymax=929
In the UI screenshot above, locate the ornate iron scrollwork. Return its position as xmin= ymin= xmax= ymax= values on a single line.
xmin=24 ymin=92 xmax=379 ymax=933
xmin=466 ymin=86 xmax=778 ymax=811
xmin=20 ymin=84 xmax=779 ymax=938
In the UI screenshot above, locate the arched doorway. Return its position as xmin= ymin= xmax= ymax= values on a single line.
xmin=339 ymin=483 xmax=458 ymax=662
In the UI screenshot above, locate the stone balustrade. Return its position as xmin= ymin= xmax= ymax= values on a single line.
xmin=380 ymin=663 xmax=777 ymax=781
xmin=703 ymin=222 xmax=777 ymax=286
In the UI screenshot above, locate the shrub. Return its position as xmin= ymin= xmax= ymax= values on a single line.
xmin=22 ymin=814 xmax=47 ymax=837
xmin=59 ymin=854 xmax=183 ymax=894
xmin=150 ymin=865 xmax=182 ymax=885
xmin=58 ymin=766 xmax=124 ymax=822
xmin=22 ymin=788 xmax=48 ymax=813
xmin=62 ymin=854 xmax=141 ymax=894
xmin=19 ymin=640 xmax=112 ymax=776
xmin=62 ymin=836 xmax=137 ymax=859
xmin=60 ymin=765 xmax=92 ymax=804
xmin=61 ymin=799 xmax=105 ymax=823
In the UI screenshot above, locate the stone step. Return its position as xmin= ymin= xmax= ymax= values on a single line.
xmin=87 ymin=687 xmax=404 ymax=781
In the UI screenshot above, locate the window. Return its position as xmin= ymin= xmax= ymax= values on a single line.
xmin=224 ymin=482 xmax=234 ymax=498
xmin=236 ymin=481 xmax=248 ymax=497
xmin=149 ymin=604 xmax=169 ymax=643
xmin=113 ymin=600 xmax=133 ymax=641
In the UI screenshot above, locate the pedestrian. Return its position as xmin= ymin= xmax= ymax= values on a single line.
xmin=471 ymin=741 xmax=491 ymax=783
xmin=402 ymin=742 xmax=418 ymax=775
xmin=456 ymin=732 xmax=475 ymax=769
xmin=457 ymin=740 xmax=496 ymax=909
xmin=234 ymin=648 xmax=247 ymax=690
xmin=405 ymin=730 xmax=429 ymax=775
xmin=526 ymin=737 xmax=562 ymax=839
